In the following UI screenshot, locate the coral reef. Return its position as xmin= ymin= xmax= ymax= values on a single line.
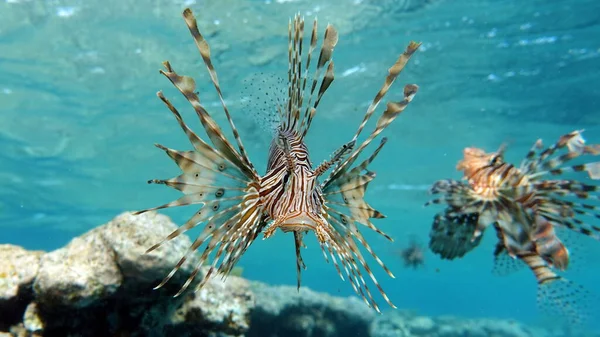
xmin=371 ymin=311 xmax=555 ymax=337
xmin=248 ymin=282 xmax=374 ymax=337
xmin=0 ymin=212 xmax=597 ymax=337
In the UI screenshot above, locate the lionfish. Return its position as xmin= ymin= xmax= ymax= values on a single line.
xmin=396 ymin=237 xmax=425 ymax=269
xmin=133 ymin=8 xmax=421 ymax=312
xmin=425 ymin=130 xmax=600 ymax=325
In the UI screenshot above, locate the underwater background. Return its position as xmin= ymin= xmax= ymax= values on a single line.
xmin=1 ymin=0 xmax=600 ymax=333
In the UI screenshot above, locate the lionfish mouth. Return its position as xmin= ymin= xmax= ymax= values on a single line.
xmin=279 ymin=214 xmax=319 ymax=232
xmin=263 ymin=213 xmax=323 ymax=239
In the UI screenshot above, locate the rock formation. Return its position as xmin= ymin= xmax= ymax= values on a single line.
xmin=0 ymin=212 xmax=596 ymax=337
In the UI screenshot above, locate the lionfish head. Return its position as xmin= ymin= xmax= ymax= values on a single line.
xmin=269 ymin=202 xmax=329 ymax=240
xmin=456 ymin=145 xmax=505 ymax=177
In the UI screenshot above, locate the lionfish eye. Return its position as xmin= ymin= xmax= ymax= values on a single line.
xmin=490 ymin=155 xmax=501 ymax=165
xmin=282 ymin=169 xmax=290 ymax=183
xmin=276 ymin=136 xmax=285 ymax=148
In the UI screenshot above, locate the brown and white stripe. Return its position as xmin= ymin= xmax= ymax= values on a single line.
xmin=135 ymin=8 xmax=421 ymax=314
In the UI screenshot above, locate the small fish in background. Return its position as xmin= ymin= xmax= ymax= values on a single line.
xmin=134 ymin=8 xmax=421 ymax=312
xmin=395 ymin=237 xmax=425 ymax=269
xmin=425 ymin=130 xmax=600 ymax=327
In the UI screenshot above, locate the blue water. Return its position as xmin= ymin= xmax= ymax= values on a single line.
xmin=1 ymin=0 xmax=599 ymax=333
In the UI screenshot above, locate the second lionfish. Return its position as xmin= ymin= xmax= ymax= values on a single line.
xmin=425 ymin=130 xmax=600 ymax=325
xmin=134 ymin=8 xmax=421 ymax=312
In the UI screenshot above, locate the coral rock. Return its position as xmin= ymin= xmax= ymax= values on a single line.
xmin=163 ymin=268 xmax=254 ymax=337
xmin=248 ymin=282 xmax=375 ymax=337
xmin=0 ymin=245 xmax=43 ymax=330
xmin=0 ymin=245 xmax=43 ymax=302
xmin=33 ymin=231 xmax=122 ymax=308
xmin=22 ymin=302 xmax=44 ymax=333
xmin=99 ymin=211 xmax=200 ymax=290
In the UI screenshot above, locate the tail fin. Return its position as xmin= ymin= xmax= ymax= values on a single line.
xmin=520 ymin=253 xmax=598 ymax=329
xmin=491 ymin=215 xmax=570 ymax=276
xmin=491 ymin=247 xmax=525 ymax=276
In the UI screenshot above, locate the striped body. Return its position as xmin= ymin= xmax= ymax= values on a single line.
xmin=134 ymin=8 xmax=421 ymax=313
xmin=260 ymin=129 xmax=325 ymax=237
xmin=425 ymin=130 xmax=600 ymax=325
